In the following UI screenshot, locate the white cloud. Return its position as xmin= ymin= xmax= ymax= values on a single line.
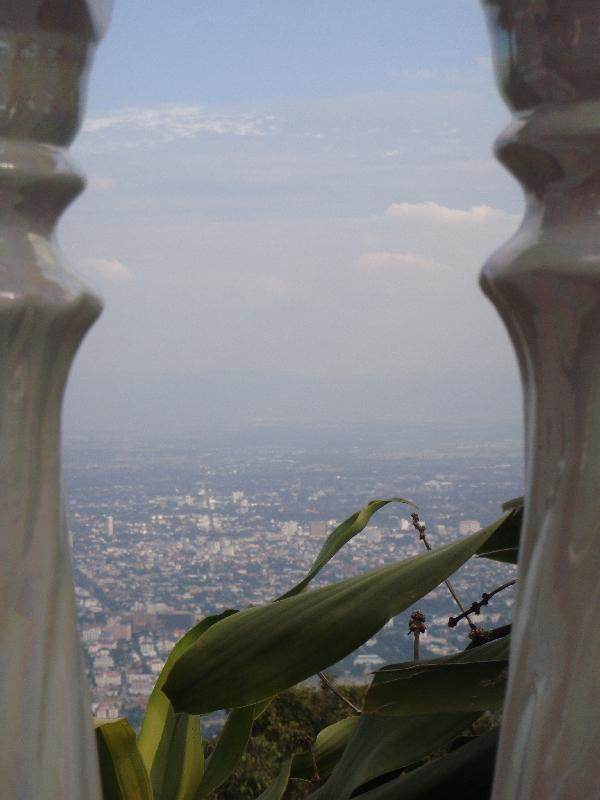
xmin=385 ymin=201 xmax=518 ymax=227
xmin=360 ymin=251 xmax=448 ymax=272
xmin=79 ymin=257 xmax=134 ymax=284
xmin=82 ymin=105 xmax=277 ymax=148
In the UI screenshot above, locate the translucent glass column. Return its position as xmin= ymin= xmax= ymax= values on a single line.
xmin=0 ymin=2 xmax=110 ymax=797
xmin=481 ymin=2 xmax=600 ymax=797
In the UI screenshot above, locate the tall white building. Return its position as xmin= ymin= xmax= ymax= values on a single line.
xmin=104 ymin=516 xmax=114 ymax=537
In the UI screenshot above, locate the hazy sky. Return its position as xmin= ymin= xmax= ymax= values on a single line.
xmin=61 ymin=0 xmax=525 ymax=434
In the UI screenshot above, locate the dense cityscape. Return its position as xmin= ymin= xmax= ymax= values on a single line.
xmin=65 ymin=424 xmax=522 ymax=731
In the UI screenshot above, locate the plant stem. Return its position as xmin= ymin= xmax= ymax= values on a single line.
xmin=448 ymin=580 xmax=517 ymax=628
xmin=411 ymin=512 xmax=477 ymax=630
xmin=318 ymin=671 xmax=361 ymax=713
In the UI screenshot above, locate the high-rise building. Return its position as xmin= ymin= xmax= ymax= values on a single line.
xmin=105 ymin=516 xmax=114 ymax=537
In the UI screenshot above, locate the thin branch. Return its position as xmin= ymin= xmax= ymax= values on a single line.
xmin=309 ymin=740 xmax=320 ymax=783
xmin=411 ymin=512 xmax=477 ymax=630
xmin=318 ymin=671 xmax=361 ymax=713
xmin=468 ymin=623 xmax=512 ymax=648
xmin=448 ymin=580 xmax=517 ymax=628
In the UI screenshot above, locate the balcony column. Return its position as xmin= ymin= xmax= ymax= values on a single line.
xmin=480 ymin=2 xmax=600 ymax=798
xmin=0 ymin=2 xmax=110 ymax=798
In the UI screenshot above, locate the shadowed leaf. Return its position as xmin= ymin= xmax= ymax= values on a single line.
xmin=307 ymin=713 xmax=480 ymax=800
xmin=475 ymin=507 xmax=522 ymax=564
xmin=365 ymin=636 xmax=510 ymax=714
xmin=255 ymin=758 xmax=293 ymax=800
xmin=138 ymin=610 xmax=237 ymax=800
xmin=502 ymin=496 xmax=524 ymax=511
xmin=195 ymin=705 xmax=255 ymax=797
xmin=347 ymin=728 xmax=500 ymax=800
xmin=364 ymin=661 xmax=508 ymax=715
xmin=95 ymin=718 xmax=153 ymax=800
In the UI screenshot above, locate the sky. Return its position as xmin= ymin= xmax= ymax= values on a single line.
xmin=61 ymin=0 xmax=525 ymax=435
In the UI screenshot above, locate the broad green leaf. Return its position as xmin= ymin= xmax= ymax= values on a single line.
xmin=376 ymin=636 xmax=510 ymax=680
xmin=475 ymin=507 xmax=522 ymax=564
xmin=345 ymin=728 xmax=500 ymax=800
xmin=363 ymin=661 xmax=508 ymax=715
xmin=365 ymin=637 xmax=510 ymax=715
xmin=195 ymin=705 xmax=255 ymax=797
xmin=138 ymin=610 xmax=237 ymax=800
xmin=255 ymin=759 xmax=293 ymax=800
xmin=502 ymin=495 xmax=524 ymax=511
xmin=290 ymin=716 xmax=359 ymax=781
xmin=94 ymin=718 xmax=153 ymax=800
xmin=164 ymin=526 xmax=495 ymax=715
xmin=308 ymin=713 xmax=480 ymax=800
xmin=278 ymin=497 xmax=417 ymax=600
xmin=149 ymin=714 xmax=203 ymax=800
xmin=373 ymin=635 xmax=510 ymax=681
xmin=477 ymin=546 xmax=519 ymax=563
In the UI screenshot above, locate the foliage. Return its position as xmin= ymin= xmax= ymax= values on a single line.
xmin=204 ymin=685 xmax=367 ymax=799
xmin=94 ymin=495 xmax=521 ymax=799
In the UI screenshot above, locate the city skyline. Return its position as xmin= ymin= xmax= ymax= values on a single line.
xmin=67 ymin=427 xmax=520 ymax=726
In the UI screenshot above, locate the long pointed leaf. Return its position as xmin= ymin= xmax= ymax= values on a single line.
xmin=502 ymin=496 xmax=524 ymax=511
xmin=195 ymin=705 xmax=255 ymax=798
xmin=138 ymin=610 xmax=237 ymax=800
xmin=346 ymin=728 xmax=499 ymax=800
xmin=364 ymin=661 xmax=508 ymax=715
xmin=365 ymin=637 xmax=510 ymax=714
xmin=308 ymin=713 xmax=479 ymax=800
xmin=95 ymin=718 xmax=153 ymax=800
xmin=374 ymin=634 xmax=510 ymax=680
xmin=164 ymin=526 xmax=495 ymax=715
xmin=149 ymin=714 xmax=203 ymax=800
xmin=475 ymin=507 xmax=522 ymax=564
xmin=255 ymin=759 xmax=293 ymax=800
xmin=278 ymin=497 xmax=416 ymax=600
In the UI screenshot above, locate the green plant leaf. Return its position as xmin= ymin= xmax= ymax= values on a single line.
xmin=374 ymin=635 xmax=509 ymax=679
xmin=475 ymin=507 xmax=522 ymax=564
xmin=195 ymin=705 xmax=255 ymax=797
xmin=307 ymin=713 xmax=480 ymax=800
xmin=164 ymin=526 xmax=495 ymax=715
xmin=138 ymin=610 xmax=237 ymax=800
xmin=364 ymin=637 xmax=510 ymax=715
xmin=502 ymin=496 xmax=524 ymax=511
xmin=346 ymin=728 xmax=500 ymax=800
xmin=94 ymin=718 xmax=153 ymax=800
xmin=255 ymin=759 xmax=293 ymax=800
xmin=149 ymin=714 xmax=203 ymax=800
xmin=278 ymin=497 xmax=416 ymax=600
xmin=290 ymin=716 xmax=359 ymax=781
xmin=364 ymin=661 xmax=508 ymax=715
